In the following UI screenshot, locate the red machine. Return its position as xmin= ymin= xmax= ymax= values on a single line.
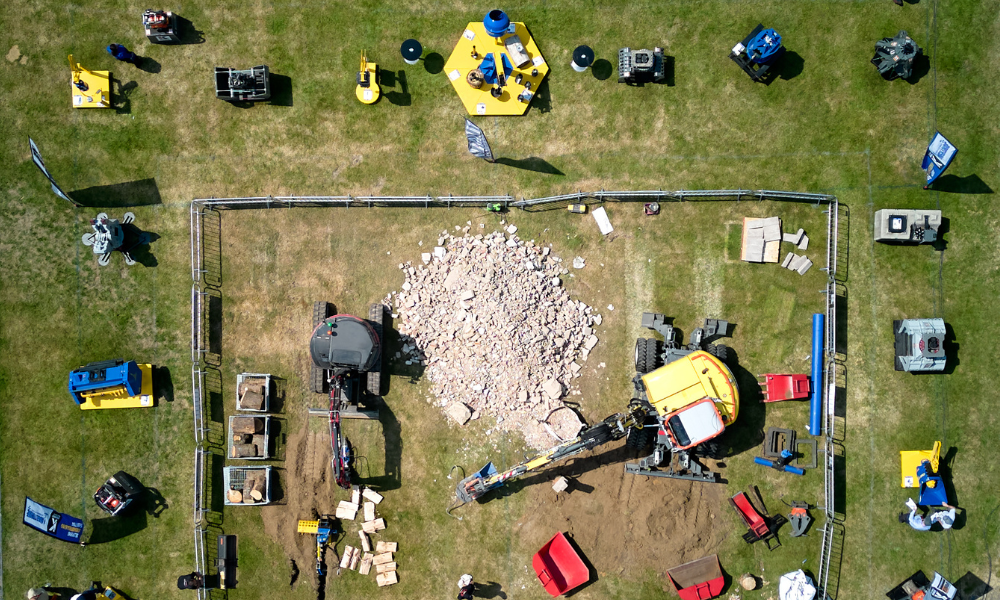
xmin=730 ymin=490 xmax=783 ymax=550
xmin=666 ymin=555 xmax=724 ymax=600
xmin=532 ymin=532 xmax=590 ymax=597
xmin=759 ymin=374 xmax=810 ymax=402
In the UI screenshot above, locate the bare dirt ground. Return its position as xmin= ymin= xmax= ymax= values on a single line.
xmin=512 ymin=443 xmax=729 ymax=583
xmin=262 ymin=426 xmax=339 ymax=594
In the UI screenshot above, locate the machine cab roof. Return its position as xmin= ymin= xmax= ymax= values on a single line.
xmin=640 ymin=351 xmax=738 ymax=425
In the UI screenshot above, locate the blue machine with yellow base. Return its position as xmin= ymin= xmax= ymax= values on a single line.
xmin=68 ymin=359 xmax=154 ymax=410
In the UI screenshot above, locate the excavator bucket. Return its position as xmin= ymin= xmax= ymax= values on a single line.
xmin=456 ymin=462 xmax=498 ymax=504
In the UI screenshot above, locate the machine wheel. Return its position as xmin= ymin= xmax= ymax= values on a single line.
xmin=311 ymin=364 xmax=328 ymax=394
xmin=709 ymin=343 xmax=730 ymax=363
xmin=645 ymin=339 xmax=661 ymax=371
xmin=634 ymin=338 xmax=649 ymax=373
xmin=313 ymin=301 xmax=331 ymax=327
xmin=694 ymin=441 xmax=722 ymax=459
xmin=626 ymin=426 xmax=654 ymax=450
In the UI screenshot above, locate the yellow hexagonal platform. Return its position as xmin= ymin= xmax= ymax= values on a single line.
xmin=443 ymin=22 xmax=548 ymax=116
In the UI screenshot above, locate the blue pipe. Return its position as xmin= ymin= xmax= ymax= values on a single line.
xmin=809 ymin=313 xmax=824 ymax=435
xmin=754 ymin=456 xmax=805 ymax=476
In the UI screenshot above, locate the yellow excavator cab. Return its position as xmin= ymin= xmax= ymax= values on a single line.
xmin=641 ymin=351 xmax=738 ymax=425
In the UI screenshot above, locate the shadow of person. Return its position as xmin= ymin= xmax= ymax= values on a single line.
xmin=385 ymin=70 xmax=411 ymax=106
xmin=474 ymin=581 xmax=507 ymax=599
xmin=153 ymin=365 xmax=174 ymax=402
xmin=137 ymin=56 xmax=161 ymax=74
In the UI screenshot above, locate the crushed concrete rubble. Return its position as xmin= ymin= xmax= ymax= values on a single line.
xmin=389 ymin=228 xmax=601 ymax=449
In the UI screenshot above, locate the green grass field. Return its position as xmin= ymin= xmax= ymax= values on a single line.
xmin=2 ymin=1 xmax=999 ymax=599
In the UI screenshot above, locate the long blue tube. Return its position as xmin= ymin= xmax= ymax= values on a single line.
xmin=809 ymin=313 xmax=824 ymax=435
xmin=753 ymin=456 xmax=805 ymax=476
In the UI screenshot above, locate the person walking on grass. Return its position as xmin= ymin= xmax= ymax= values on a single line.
xmin=106 ymin=44 xmax=141 ymax=66
xmin=457 ymin=574 xmax=476 ymax=600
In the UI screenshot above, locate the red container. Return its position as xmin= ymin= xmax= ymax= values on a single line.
xmin=532 ymin=532 xmax=590 ymax=596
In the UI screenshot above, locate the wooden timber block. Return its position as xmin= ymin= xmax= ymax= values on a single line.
xmin=359 ymin=530 xmax=372 ymax=552
xmin=362 ymin=488 xmax=383 ymax=504
xmin=232 ymin=443 xmax=256 ymax=458
xmin=336 ymin=501 xmax=359 ymax=520
xmin=351 ymin=487 xmax=361 ymax=505
xmin=251 ymin=434 xmax=266 ymax=455
xmin=362 ymin=518 xmax=386 ymax=533
xmin=364 ymin=501 xmax=376 ymax=522
xmin=231 ymin=416 xmax=263 ymax=434
xmin=239 ymin=389 xmax=264 ymax=410
xmin=227 ymin=489 xmax=243 ymax=503
xmin=375 ymin=541 xmax=398 ymax=553
xmin=763 ymin=240 xmax=780 ymax=263
xmin=349 ymin=548 xmax=361 ymax=571
xmin=376 ymin=571 xmax=398 ymax=587
xmin=376 ymin=562 xmax=397 ymax=574
xmin=359 ymin=553 xmax=374 ymax=576
xmin=340 ymin=546 xmax=355 ymax=569
xmin=372 ymin=552 xmax=394 ymax=565
xmin=552 ymin=476 xmax=570 ymax=493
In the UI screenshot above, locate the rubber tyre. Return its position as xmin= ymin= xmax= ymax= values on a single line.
xmin=313 ymin=301 xmax=330 ymax=327
xmin=311 ymin=364 xmax=328 ymax=394
xmin=626 ymin=426 xmax=653 ymax=450
xmin=695 ymin=441 xmax=722 ymax=459
xmin=634 ymin=338 xmax=649 ymax=373
xmin=644 ymin=339 xmax=660 ymax=372
xmin=711 ymin=344 xmax=730 ymax=364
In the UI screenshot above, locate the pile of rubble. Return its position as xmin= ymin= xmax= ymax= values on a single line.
xmin=390 ymin=226 xmax=600 ymax=449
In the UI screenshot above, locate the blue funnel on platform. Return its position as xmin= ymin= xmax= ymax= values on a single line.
xmin=483 ymin=9 xmax=510 ymax=39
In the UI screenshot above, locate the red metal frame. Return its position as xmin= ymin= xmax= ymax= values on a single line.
xmin=759 ymin=374 xmax=810 ymax=402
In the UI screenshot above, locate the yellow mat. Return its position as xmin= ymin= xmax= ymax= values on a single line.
xmin=899 ymin=440 xmax=941 ymax=487
xmin=443 ymin=22 xmax=549 ymax=116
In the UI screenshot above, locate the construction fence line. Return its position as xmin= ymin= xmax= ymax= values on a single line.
xmin=188 ymin=190 xmax=842 ymax=597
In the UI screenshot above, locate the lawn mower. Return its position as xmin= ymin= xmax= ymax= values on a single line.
xmin=730 ymin=24 xmax=785 ymax=81
xmin=94 ymin=471 xmax=143 ymax=516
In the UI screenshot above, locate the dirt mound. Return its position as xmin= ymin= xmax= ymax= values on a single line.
xmin=261 ymin=426 xmax=340 ymax=593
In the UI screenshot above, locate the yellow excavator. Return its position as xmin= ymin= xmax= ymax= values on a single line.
xmin=455 ymin=314 xmax=739 ymax=505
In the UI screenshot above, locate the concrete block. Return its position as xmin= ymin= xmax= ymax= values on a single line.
xmin=798 ymin=234 xmax=809 ymax=250
xmin=794 ymin=228 xmax=805 ymax=244
xmin=781 ymin=253 xmax=795 ymax=268
xmin=762 ymin=224 xmax=782 ymax=242
xmin=552 ymin=476 xmax=570 ymax=493
xmin=788 ymin=254 xmax=807 ymax=271
xmin=796 ymin=259 xmax=813 ymax=275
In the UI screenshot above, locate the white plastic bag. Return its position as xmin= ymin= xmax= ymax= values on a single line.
xmin=778 ymin=569 xmax=816 ymax=600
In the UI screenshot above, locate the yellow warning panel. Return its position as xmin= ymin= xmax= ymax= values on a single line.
xmin=79 ymin=364 xmax=154 ymax=410
xmin=443 ymin=22 xmax=548 ymax=116
xmin=69 ymin=55 xmax=111 ymax=109
xmin=297 ymin=520 xmax=320 ymax=534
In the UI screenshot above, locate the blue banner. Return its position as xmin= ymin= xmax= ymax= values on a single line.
xmin=921 ymin=132 xmax=958 ymax=187
xmin=23 ymin=497 xmax=85 ymax=543
xmin=464 ymin=119 xmax=494 ymax=162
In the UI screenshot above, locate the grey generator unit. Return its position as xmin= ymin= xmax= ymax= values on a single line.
xmin=874 ymin=209 xmax=942 ymax=243
xmin=618 ymin=47 xmax=666 ymax=84
xmin=894 ymin=318 xmax=947 ymax=372
xmin=215 ymin=65 xmax=271 ymax=102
